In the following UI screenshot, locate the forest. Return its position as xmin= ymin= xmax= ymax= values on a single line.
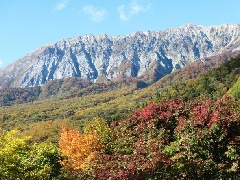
xmin=0 ymin=55 xmax=239 ymax=179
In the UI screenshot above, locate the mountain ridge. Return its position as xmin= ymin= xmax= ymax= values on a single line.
xmin=0 ymin=49 xmax=238 ymax=107
xmin=1 ymin=23 xmax=240 ymax=88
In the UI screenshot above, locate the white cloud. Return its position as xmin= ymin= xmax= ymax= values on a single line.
xmin=83 ymin=5 xmax=108 ymax=23
xmin=118 ymin=0 xmax=151 ymax=21
xmin=0 ymin=60 xmax=3 ymax=67
xmin=118 ymin=5 xmax=130 ymax=21
xmin=54 ymin=0 xmax=68 ymax=11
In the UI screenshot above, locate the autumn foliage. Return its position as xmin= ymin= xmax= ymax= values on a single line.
xmin=0 ymin=130 xmax=61 ymax=179
xmin=59 ymin=127 xmax=101 ymax=174
xmin=57 ymin=96 xmax=240 ymax=179
xmin=0 ymin=55 xmax=239 ymax=179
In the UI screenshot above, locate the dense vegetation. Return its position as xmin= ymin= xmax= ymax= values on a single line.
xmin=0 ymin=54 xmax=239 ymax=179
xmin=165 ymin=54 xmax=240 ymax=101
xmin=58 ymin=96 xmax=239 ymax=179
xmin=228 ymin=77 xmax=240 ymax=99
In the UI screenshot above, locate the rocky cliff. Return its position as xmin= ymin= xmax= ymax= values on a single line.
xmin=1 ymin=23 xmax=240 ymax=88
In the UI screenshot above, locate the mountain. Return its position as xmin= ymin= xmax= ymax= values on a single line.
xmin=0 ymin=53 xmax=239 ymax=144
xmin=1 ymin=23 xmax=240 ymax=88
xmin=0 ymin=49 xmax=238 ymax=107
xmin=149 ymin=49 xmax=240 ymax=90
xmin=0 ymin=42 xmax=239 ymax=179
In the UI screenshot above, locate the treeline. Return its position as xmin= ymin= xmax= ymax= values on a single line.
xmin=156 ymin=54 xmax=240 ymax=101
xmin=0 ymin=50 xmax=238 ymax=107
xmin=0 ymin=86 xmax=41 ymax=106
xmin=144 ymin=50 xmax=239 ymax=90
xmin=0 ymin=77 xmax=146 ymax=106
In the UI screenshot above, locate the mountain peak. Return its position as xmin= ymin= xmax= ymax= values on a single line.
xmin=183 ymin=23 xmax=197 ymax=28
xmin=0 ymin=24 xmax=240 ymax=88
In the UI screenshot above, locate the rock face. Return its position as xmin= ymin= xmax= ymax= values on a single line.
xmin=1 ymin=24 xmax=240 ymax=88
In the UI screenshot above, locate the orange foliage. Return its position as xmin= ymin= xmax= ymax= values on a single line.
xmin=59 ymin=127 xmax=102 ymax=171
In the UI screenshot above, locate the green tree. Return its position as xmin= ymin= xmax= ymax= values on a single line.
xmin=0 ymin=130 xmax=61 ymax=180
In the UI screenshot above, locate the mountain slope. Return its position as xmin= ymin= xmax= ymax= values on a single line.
xmin=228 ymin=77 xmax=240 ymax=99
xmin=0 ymin=24 xmax=240 ymax=88
xmin=0 ymin=54 xmax=239 ymax=136
xmin=0 ymin=50 xmax=239 ymax=107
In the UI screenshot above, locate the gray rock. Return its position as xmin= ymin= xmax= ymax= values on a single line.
xmin=1 ymin=24 xmax=240 ymax=88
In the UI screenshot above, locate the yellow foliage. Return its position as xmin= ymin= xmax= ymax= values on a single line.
xmin=59 ymin=126 xmax=102 ymax=171
xmin=0 ymin=130 xmax=30 ymax=155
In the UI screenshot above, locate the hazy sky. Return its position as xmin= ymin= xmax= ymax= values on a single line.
xmin=0 ymin=0 xmax=240 ymax=68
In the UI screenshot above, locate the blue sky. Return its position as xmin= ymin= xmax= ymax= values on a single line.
xmin=0 ymin=0 xmax=240 ymax=68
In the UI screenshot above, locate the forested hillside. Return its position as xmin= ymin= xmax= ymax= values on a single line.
xmin=0 ymin=55 xmax=239 ymax=179
xmin=0 ymin=50 xmax=238 ymax=107
xmin=228 ymin=77 xmax=240 ymax=99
